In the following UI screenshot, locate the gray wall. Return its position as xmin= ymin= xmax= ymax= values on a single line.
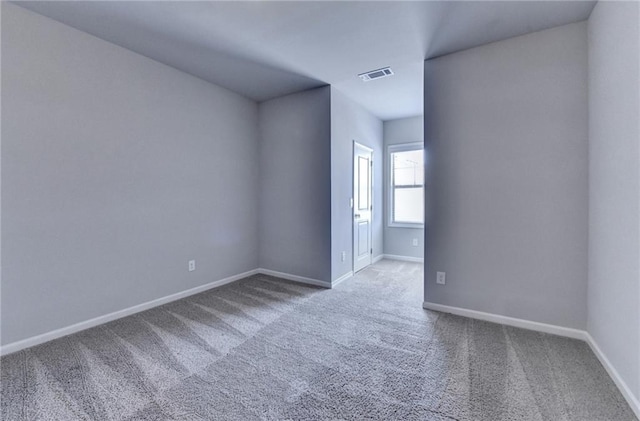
xmin=588 ymin=1 xmax=640 ymax=401
xmin=1 ymin=4 xmax=260 ymax=345
xmin=258 ymin=87 xmax=332 ymax=282
xmin=423 ymin=22 xmax=589 ymax=329
xmin=383 ymin=116 xmax=424 ymax=259
xmin=330 ymin=88 xmax=383 ymax=281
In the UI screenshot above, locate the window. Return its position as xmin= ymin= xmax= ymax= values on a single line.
xmin=389 ymin=143 xmax=424 ymax=227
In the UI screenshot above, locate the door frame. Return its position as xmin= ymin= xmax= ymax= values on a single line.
xmin=353 ymin=141 xmax=374 ymax=273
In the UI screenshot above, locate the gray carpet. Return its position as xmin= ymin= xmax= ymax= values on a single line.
xmin=1 ymin=260 xmax=636 ymax=420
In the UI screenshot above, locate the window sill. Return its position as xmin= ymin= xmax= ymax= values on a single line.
xmin=388 ymin=222 xmax=424 ymax=229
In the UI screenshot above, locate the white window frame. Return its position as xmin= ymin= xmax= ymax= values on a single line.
xmin=388 ymin=142 xmax=425 ymax=228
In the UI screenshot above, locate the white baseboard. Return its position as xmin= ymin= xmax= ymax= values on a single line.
xmin=372 ymin=254 xmax=385 ymax=264
xmin=384 ymin=254 xmax=424 ymax=263
xmin=257 ymin=268 xmax=331 ymax=289
xmin=423 ymin=301 xmax=640 ymax=417
xmin=4 ymin=267 xmax=637 ymax=418
xmin=331 ymin=271 xmax=353 ymax=288
xmin=584 ymin=333 xmax=640 ymax=419
xmin=422 ymin=302 xmax=586 ymax=340
xmin=0 ymin=267 xmax=332 ymax=356
xmin=1 ymin=267 xmax=332 ymax=356
xmin=0 ymin=269 xmax=260 ymax=356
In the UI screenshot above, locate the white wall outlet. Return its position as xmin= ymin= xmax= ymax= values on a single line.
xmin=341 ymin=251 xmax=346 ymax=262
xmin=412 ymin=238 xmax=419 ymax=246
xmin=188 ymin=260 xmax=196 ymax=272
xmin=436 ymin=271 xmax=446 ymax=285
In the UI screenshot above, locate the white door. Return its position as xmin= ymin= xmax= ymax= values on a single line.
xmin=353 ymin=142 xmax=373 ymax=273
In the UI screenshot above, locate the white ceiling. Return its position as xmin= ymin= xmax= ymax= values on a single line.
xmin=15 ymin=1 xmax=595 ymax=121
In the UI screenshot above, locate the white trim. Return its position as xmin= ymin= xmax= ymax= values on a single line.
xmin=372 ymin=254 xmax=385 ymax=264
xmin=257 ymin=268 xmax=331 ymax=289
xmin=422 ymin=302 xmax=586 ymax=340
xmin=353 ymin=141 xmax=373 ymax=153
xmin=0 ymin=269 xmax=259 ymax=356
xmin=388 ymin=142 xmax=423 ymax=153
xmin=331 ymin=271 xmax=353 ymax=288
xmin=1 ymin=267 xmax=331 ymax=356
xmin=2 ymin=266 xmax=637 ymax=416
xmin=389 ymin=222 xmax=425 ymax=229
xmin=584 ymin=333 xmax=640 ymax=419
xmin=387 ymin=142 xmax=425 ymax=229
xmin=422 ymin=302 xmax=640 ymax=416
xmin=383 ymin=254 xmax=424 ymax=263
xmin=353 ymin=140 xmax=375 ymax=273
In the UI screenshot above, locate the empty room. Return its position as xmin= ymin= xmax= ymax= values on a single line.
xmin=1 ymin=1 xmax=639 ymax=420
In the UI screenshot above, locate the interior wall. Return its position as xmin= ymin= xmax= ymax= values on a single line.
xmin=423 ymin=21 xmax=589 ymax=329
xmin=330 ymin=88 xmax=383 ymax=282
xmin=383 ymin=116 xmax=424 ymax=259
xmin=1 ymin=3 xmax=260 ymax=345
xmin=588 ymin=0 xmax=640 ymax=404
xmin=258 ymin=87 xmax=332 ymax=282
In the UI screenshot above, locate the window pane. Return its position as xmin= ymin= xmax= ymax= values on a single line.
xmin=393 ymin=150 xmax=423 ymax=186
xmin=358 ymin=156 xmax=369 ymax=210
xmin=394 ymin=187 xmax=424 ymax=223
xmin=390 ymin=146 xmax=424 ymax=225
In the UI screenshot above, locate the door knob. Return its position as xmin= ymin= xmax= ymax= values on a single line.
xmin=355 ymin=214 xmax=361 ymax=218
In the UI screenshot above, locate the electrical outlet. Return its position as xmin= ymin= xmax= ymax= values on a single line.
xmin=412 ymin=238 xmax=419 ymax=246
xmin=188 ymin=260 xmax=196 ymax=272
xmin=341 ymin=251 xmax=346 ymax=262
xmin=436 ymin=271 xmax=446 ymax=285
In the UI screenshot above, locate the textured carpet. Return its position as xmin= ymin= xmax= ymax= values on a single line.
xmin=1 ymin=260 xmax=636 ymax=420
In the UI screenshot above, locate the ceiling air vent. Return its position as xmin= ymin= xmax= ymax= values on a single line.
xmin=358 ymin=67 xmax=393 ymax=82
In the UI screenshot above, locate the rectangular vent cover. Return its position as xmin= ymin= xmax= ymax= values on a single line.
xmin=358 ymin=67 xmax=393 ymax=81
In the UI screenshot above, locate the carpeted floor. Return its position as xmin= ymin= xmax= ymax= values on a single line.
xmin=1 ymin=260 xmax=636 ymax=420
